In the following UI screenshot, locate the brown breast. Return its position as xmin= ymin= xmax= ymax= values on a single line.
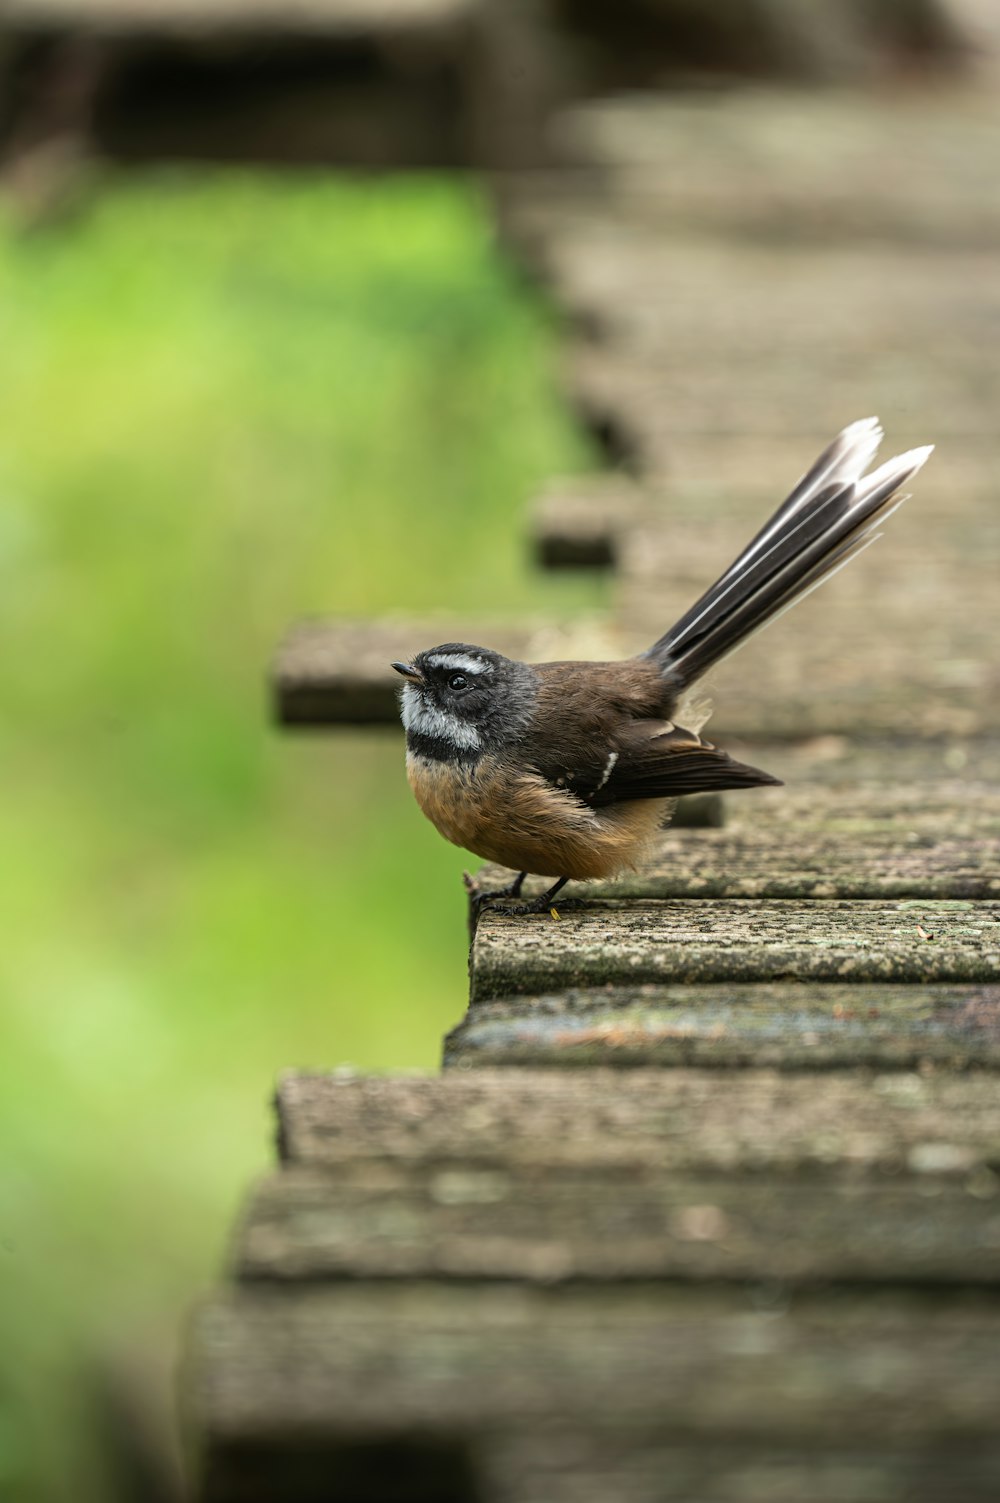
xmin=406 ymin=750 xmax=670 ymax=880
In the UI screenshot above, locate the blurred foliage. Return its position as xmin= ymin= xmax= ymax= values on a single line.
xmin=0 ymin=172 xmax=599 ymax=1502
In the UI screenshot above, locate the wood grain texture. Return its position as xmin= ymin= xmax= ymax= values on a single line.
xmin=237 ymin=69 xmax=1000 ymax=1503
xmin=539 ymin=237 xmax=1000 ymax=358
xmin=535 ymin=89 xmax=1000 ymax=247
xmin=272 ymin=616 xmax=628 ymax=725
xmin=565 ymin=339 xmax=1000 ymax=447
xmin=206 ymin=1064 xmax=1000 ymax=1494
xmin=277 ymin=1069 xmax=1000 ymax=1173
xmin=199 ymin=1420 xmax=1000 ymax=1503
xmin=194 ymin=1282 xmax=1000 ymax=1440
xmin=471 ymin=780 xmax=1000 ymax=902
xmin=273 ymin=504 xmax=999 ymax=737
xmin=470 ymin=900 xmax=1000 ymax=1002
xmin=1 ymin=0 xmax=473 ymax=36
xmin=445 ymin=983 xmax=1000 ymax=1070
xmin=237 ymin=1158 xmax=1000 ymax=1284
xmin=459 ymin=1435 xmax=998 ymax=1503
xmin=502 ymin=88 xmax=1000 ymax=742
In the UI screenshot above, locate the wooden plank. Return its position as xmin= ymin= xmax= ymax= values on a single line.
xmin=606 ymin=520 xmax=992 ymax=754
xmin=274 ymin=593 xmax=1000 ymax=740
xmin=273 ymin=618 xmax=533 ymax=725
xmin=237 ymin=1153 xmax=1000 ymax=1284
xmin=530 ymin=475 xmax=641 ymax=569
xmin=632 ymin=441 xmax=997 ymax=524
xmin=272 ymin=616 xmax=626 ymax=725
xmin=199 ymin=1423 xmax=1000 ymax=1503
xmin=458 ymin=771 xmax=1000 ymax=1057
xmin=617 ymin=523 xmax=999 ymax=743
xmin=277 ymin=1070 xmax=1000 ymax=1173
xmin=570 ymin=252 xmax=1000 ymax=363
xmin=193 ymin=1283 xmax=1000 ymax=1444
xmin=1 ymin=0 xmax=475 ymax=37
xmin=565 ymin=341 xmax=1000 ymax=451
xmin=746 ymin=737 xmax=1000 ymax=785
xmin=497 ymin=95 xmax=1000 ymax=743
xmin=549 ymin=90 xmax=1000 ymax=245
xmin=445 ymin=983 xmax=1000 ymax=1071
xmin=470 ymin=900 xmax=1000 ymax=1002
xmin=471 ymin=781 xmax=1000 ymax=902
xmin=476 ymin=1437 xmax=1000 ymax=1503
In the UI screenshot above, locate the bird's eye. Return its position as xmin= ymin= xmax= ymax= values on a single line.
xmin=448 ymin=672 xmax=468 ymax=692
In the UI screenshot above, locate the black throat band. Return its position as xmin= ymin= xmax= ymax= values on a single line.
xmin=406 ymin=731 xmax=481 ymax=769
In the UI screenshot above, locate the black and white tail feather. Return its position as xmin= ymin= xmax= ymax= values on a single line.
xmin=646 ymin=417 xmax=934 ymax=688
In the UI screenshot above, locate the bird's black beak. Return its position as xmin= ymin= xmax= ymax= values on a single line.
xmin=391 ymin=661 xmax=424 ymax=683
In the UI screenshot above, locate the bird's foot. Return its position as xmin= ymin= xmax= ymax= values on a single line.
xmin=463 ymin=869 xmax=527 ymax=923
xmin=467 ymin=874 xmax=571 ymax=920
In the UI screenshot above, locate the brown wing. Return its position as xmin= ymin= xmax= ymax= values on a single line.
xmin=569 ymin=723 xmax=781 ymax=806
xmin=524 ymin=660 xmax=780 ymax=806
xmin=523 ymin=658 xmax=673 ymax=797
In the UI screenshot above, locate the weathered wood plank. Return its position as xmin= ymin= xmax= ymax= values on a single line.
xmin=622 ymin=530 xmax=998 ymax=742
xmin=274 ymin=595 xmax=1000 ymax=739
xmin=493 ymin=90 xmax=1000 ymax=743
xmin=471 ymin=781 xmax=1000 ymax=903
xmin=237 ymin=1154 xmax=1000 ymax=1285
xmin=470 ymin=900 xmax=1000 ymax=1002
xmin=633 ymin=443 xmax=997 ymax=532
xmin=445 ymin=983 xmax=1000 ymax=1071
xmin=550 ymin=90 xmax=1000 ymax=245
xmin=530 ymin=474 xmax=641 ymax=568
xmin=1 ymin=0 xmax=474 ymax=37
xmin=478 ymin=1437 xmax=1000 ymax=1503
xmin=516 ymin=211 xmax=1000 ymax=331
xmin=199 ymin=1424 xmax=1000 ymax=1503
xmin=194 ymin=1283 xmax=1000 ymax=1442
xmin=749 ymin=737 xmax=1000 ymax=785
xmin=277 ymin=1070 xmax=1000 ymax=1173
xmin=534 ymin=228 xmax=1000 ymax=350
xmin=274 ymin=475 xmax=999 ymax=739
xmin=565 ymin=342 xmax=1000 ymax=458
xmin=206 ymin=1066 xmax=1000 ymax=1495
xmin=272 ymin=616 xmax=625 ymax=725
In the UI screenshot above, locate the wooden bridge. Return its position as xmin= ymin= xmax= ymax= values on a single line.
xmin=189 ymin=52 xmax=1000 ymax=1503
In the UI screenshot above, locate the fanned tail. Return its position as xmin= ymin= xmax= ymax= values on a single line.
xmin=646 ymin=417 xmax=933 ymax=689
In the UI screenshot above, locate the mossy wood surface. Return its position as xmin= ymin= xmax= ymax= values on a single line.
xmin=470 ymin=900 xmax=1000 ymax=1002
xmin=196 ymin=1282 xmax=1000 ymax=1445
xmin=226 ymin=61 xmax=1000 ymax=1503
xmin=1 ymin=0 xmax=473 ymax=37
xmin=197 ymin=1069 xmax=1000 ymax=1492
xmin=239 ymin=1157 xmax=1000 ymax=1284
xmin=277 ymin=1070 xmax=1000 ymax=1174
xmin=474 ymin=781 xmax=1000 ymax=901
xmin=446 ymin=983 xmax=1000 ymax=1070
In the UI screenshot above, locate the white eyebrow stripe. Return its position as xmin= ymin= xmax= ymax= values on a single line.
xmin=424 ymin=653 xmax=491 ymax=675
xmin=400 ymin=685 xmax=482 ymax=749
xmin=593 ymin=750 xmax=618 ymax=792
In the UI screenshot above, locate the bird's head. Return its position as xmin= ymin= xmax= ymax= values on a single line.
xmin=391 ymin=643 xmax=535 ymax=760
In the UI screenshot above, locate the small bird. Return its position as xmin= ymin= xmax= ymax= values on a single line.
xmin=393 ymin=418 xmax=932 ymax=914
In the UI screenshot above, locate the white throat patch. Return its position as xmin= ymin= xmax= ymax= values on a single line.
xmin=400 ymin=683 xmax=482 ymax=750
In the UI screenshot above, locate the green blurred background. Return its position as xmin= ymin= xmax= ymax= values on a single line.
xmin=0 ymin=171 xmax=601 ymax=1502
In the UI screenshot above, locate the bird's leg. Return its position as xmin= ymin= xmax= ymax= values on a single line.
xmin=464 ymin=869 xmax=526 ymax=916
xmin=465 ymin=872 xmax=573 ymax=925
xmin=514 ymin=875 xmax=570 ymax=915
